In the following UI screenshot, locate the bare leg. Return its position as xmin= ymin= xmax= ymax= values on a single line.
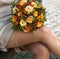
xmin=25 ymin=43 xmax=50 ymax=59
xmin=58 ymin=37 xmax=60 ymax=59
xmin=40 ymin=26 xmax=60 ymax=57
xmin=6 ymin=26 xmax=60 ymax=57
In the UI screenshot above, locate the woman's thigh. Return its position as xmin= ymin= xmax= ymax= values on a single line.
xmin=24 ymin=42 xmax=50 ymax=55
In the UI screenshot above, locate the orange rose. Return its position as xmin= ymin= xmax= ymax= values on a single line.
xmin=12 ymin=15 xmax=17 ymax=22
xmin=23 ymin=26 xmax=31 ymax=32
xmin=33 ymin=11 xmax=38 ymax=17
xmin=12 ymin=15 xmax=19 ymax=25
xmin=19 ymin=2 xmax=25 ymax=6
xmin=37 ymin=13 xmax=44 ymax=20
xmin=18 ymin=12 xmax=22 ymax=16
xmin=27 ymin=16 xmax=33 ymax=23
xmin=12 ymin=21 xmax=18 ymax=25
xmin=19 ymin=0 xmax=27 ymax=6
xmin=36 ymin=21 xmax=43 ymax=27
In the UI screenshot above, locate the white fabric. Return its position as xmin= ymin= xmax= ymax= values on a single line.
xmin=0 ymin=0 xmax=14 ymax=52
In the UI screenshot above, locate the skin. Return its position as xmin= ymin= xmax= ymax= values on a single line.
xmin=25 ymin=43 xmax=50 ymax=59
xmin=6 ymin=43 xmax=50 ymax=59
xmin=6 ymin=26 xmax=60 ymax=57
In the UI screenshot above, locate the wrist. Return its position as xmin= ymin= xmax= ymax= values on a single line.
xmin=6 ymin=31 xmax=19 ymax=48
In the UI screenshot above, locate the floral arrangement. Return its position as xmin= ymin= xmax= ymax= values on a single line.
xmin=10 ymin=0 xmax=46 ymax=33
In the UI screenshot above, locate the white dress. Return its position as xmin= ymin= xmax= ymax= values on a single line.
xmin=0 ymin=0 xmax=60 ymax=52
xmin=0 ymin=0 xmax=14 ymax=51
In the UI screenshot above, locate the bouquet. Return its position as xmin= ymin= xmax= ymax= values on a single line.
xmin=10 ymin=0 xmax=46 ymax=33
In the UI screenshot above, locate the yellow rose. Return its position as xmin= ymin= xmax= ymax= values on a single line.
xmin=20 ymin=20 xmax=27 ymax=26
xmin=33 ymin=11 xmax=38 ymax=17
xmin=22 ymin=0 xmax=28 ymax=3
xmin=31 ymin=2 xmax=37 ymax=8
xmin=25 ymin=6 xmax=34 ymax=13
xmin=27 ymin=16 xmax=33 ymax=23
xmin=13 ymin=7 xmax=17 ymax=14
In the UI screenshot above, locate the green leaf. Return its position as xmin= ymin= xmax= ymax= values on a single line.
xmin=7 ymin=18 xmax=12 ymax=22
xmin=11 ymin=0 xmax=17 ymax=15
xmin=28 ymin=0 xmax=30 ymax=2
xmin=11 ymin=0 xmax=16 ymax=8
xmin=31 ymin=31 xmax=35 ymax=34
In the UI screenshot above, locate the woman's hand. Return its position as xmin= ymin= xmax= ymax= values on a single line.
xmin=6 ymin=26 xmax=50 ymax=48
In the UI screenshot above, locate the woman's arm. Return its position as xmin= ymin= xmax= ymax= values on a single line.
xmin=6 ymin=28 xmax=42 ymax=48
xmin=6 ymin=26 xmax=60 ymax=57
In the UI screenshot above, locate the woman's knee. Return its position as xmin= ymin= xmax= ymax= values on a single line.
xmin=33 ymin=43 xmax=50 ymax=55
xmin=26 ymin=43 xmax=50 ymax=55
